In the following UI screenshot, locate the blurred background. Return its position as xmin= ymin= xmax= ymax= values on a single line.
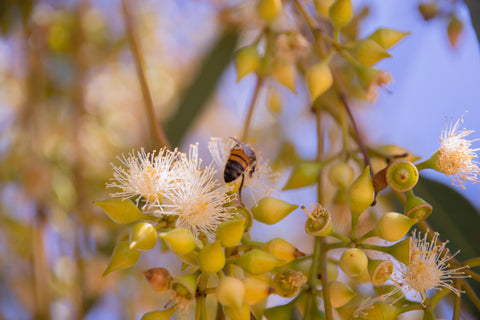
xmin=0 ymin=0 xmax=479 ymax=319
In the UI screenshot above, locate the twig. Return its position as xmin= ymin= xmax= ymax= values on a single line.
xmin=241 ymin=77 xmax=263 ymax=141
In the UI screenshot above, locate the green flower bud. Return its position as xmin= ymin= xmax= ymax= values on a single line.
xmin=158 ymin=228 xmax=196 ymax=255
xmin=375 ymin=212 xmax=416 ymax=242
xmin=361 ymin=302 xmax=400 ymax=320
xmin=329 ymin=0 xmax=353 ymax=28
xmin=385 ymin=160 xmax=419 ymax=192
xmin=129 ymin=222 xmax=157 ymax=251
xmin=235 ymin=46 xmax=260 ymax=82
xmin=283 ymin=161 xmax=323 ymax=190
xmin=272 ymin=269 xmax=306 ymax=298
xmin=224 ymin=304 xmax=251 ymax=320
xmin=103 ymin=241 xmax=141 ymax=276
xmin=198 ymin=241 xmax=225 ymax=273
xmin=418 ymin=2 xmax=438 ymax=21
xmin=272 ymin=58 xmax=296 ymax=92
xmin=328 ymin=162 xmax=355 ymax=189
xmin=268 ymin=90 xmax=283 ymax=116
xmin=306 ymin=62 xmax=333 ymax=101
xmin=171 ymin=272 xmax=199 ymax=304
xmin=264 ymin=303 xmax=294 ymax=320
xmin=261 ymin=238 xmax=305 ymax=264
xmin=303 ymin=205 xmax=332 ymax=237
xmin=232 ymin=249 xmax=283 ymax=275
xmin=368 ymin=259 xmax=393 ymax=286
xmin=140 ymin=306 xmax=177 ymax=320
xmin=347 ymin=166 xmax=374 ymax=219
xmin=143 ymin=268 xmax=172 ymax=292
xmin=243 ymin=277 xmax=272 ymax=305
xmin=349 ymin=39 xmax=391 ymax=67
xmin=368 ymin=28 xmax=410 ymax=49
xmin=216 ymin=218 xmax=246 ymax=248
xmin=339 ymin=248 xmax=368 ymax=277
xmin=217 ymin=276 xmax=245 ymax=309
xmin=404 ymin=191 xmax=432 ymax=221
xmin=314 ymin=0 xmax=335 ymax=17
xmin=257 ymin=0 xmax=282 ymax=21
xmin=251 ymin=197 xmax=298 ymax=225
xmin=329 ymin=281 xmax=356 ymax=308
xmin=178 ymin=250 xmax=198 ymax=266
xmin=448 ymin=16 xmax=463 ymax=48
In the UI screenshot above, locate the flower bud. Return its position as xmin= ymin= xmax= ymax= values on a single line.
xmin=232 ymin=249 xmax=283 ymax=275
xmin=339 ymin=248 xmax=368 ymax=277
xmin=347 ymin=166 xmax=374 ymax=219
xmin=243 ymin=277 xmax=272 ymax=305
xmin=261 ymin=238 xmax=305 ymax=264
xmin=272 ymin=269 xmax=306 ymax=298
xmin=448 ymin=16 xmax=463 ymax=48
xmin=361 ymin=302 xmax=400 ymax=320
xmin=237 ymin=207 xmax=253 ymax=232
xmin=283 ymin=161 xmax=323 ymax=190
xmin=224 ymin=305 xmax=251 ymax=320
xmin=140 ymin=306 xmax=177 ymax=320
xmin=257 ymin=0 xmax=282 ymax=21
xmin=251 ymin=197 xmax=298 ymax=225
xmin=216 ymin=218 xmax=246 ymax=248
xmin=329 ymin=0 xmax=353 ymax=29
xmin=328 ymin=162 xmax=355 ymax=189
xmin=268 ymin=90 xmax=283 ymax=116
xmin=178 ymin=250 xmax=198 ymax=266
xmin=349 ymin=39 xmax=391 ymax=67
xmin=94 ymin=199 xmax=149 ymax=224
xmin=272 ymin=58 xmax=296 ymax=92
xmin=264 ymin=303 xmax=294 ymax=320
xmin=305 ymin=62 xmax=333 ymax=101
xmin=314 ymin=0 xmax=335 ymax=17
xmin=198 ymin=241 xmax=225 ymax=273
xmin=355 ymin=66 xmax=392 ymax=92
xmin=235 ymin=46 xmax=260 ymax=82
xmin=171 ymin=272 xmax=199 ymax=304
xmin=143 ymin=268 xmax=172 ymax=292
xmin=375 ymin=212 xmax=416 ymax=242
xmin=368 ymin=259 xmax=393 ymax=286
xmin=303 ymin=205 xmax=332 ymax=237
xmin=217 ymin=276 xmax=245 ymax=309
xmin=385 ymin=160 xmax=418 ymax=192
xmin=329 ymin=281 xmax=356 ymax=308
xmin=368 ymin=28 xmax=410 ymax=49
xmin=404 ymin=191 xmax=432 ymax=221
xmin=158 ymin=228 xmax=196 ymax=255
xmin=129 ymin=222 xmax=157 ymax=251
xmin=103 ymin=241 xmax=141 ymax=276
xmin=418 ymin=2 xmax=438 ymax=21
xmin=327 ymin=261 xmax=339 ymax=281
xmin=384 ymin=237 xmax=410 ymax=265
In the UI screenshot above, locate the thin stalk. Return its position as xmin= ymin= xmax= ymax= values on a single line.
xmin=215 ymin=302 xmax=225 ymax=320
xmin=355 ymin=229 xmax=376 ymax=244
xmin=195 ymin=274 xmax=209 ymax=320
xmin=122 ymin=0 xmax=170 ymax=149
xmin=241 ymin=77 xmax=264 ymax=141
xmin=461 ymin=279 xmax=480 ymax=311
xmin=464 ymin=257 xmax=480 ymax=268
xmin=453 ymin=280 xmax=461 ymax=320
xmin=329 ymin=230 xmax=350 ymax=244
xmin=304 ymin=237 xmax=322 ymax=320
xmin=326 ymin=242 xmax=348 ymax=250
xmin=429 ymin=288 xmax=451 ymax=309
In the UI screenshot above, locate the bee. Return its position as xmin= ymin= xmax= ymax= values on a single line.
xmin=224 ymin=138 xmax=256 ymax=199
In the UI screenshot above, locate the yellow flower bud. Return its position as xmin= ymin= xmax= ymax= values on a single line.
xmin=232 ymin=249 xmax=283 ymax=275
xmin=329 ymin=281 xmax=356 ymax=308
xmin=314 ymin=0 xmax=335 ymax=17
xmin=375 ymin=212 xmax=416 ymax=242
xmin=355 ymin=66 xmax=392 ymax=94
xmin=243 ymin=277 xmax=272 ymax=305
xmin=143 ymin=268 xmax=172 ymax=292
xmin=448 ymin=16 xmax=463 ymax=48
xmin=178 ymin=250 xmax=198 ymax=266
xmin=404 ymin=191 xmax=432 ymax=221
xmin=328 ymin=162 xmax=355 ymax=189
xmin=418 ymin=2 xmax=438 ymax=21
xmin=268 ymin=90 xmax=283 ymax=116
xmin=272 ymin=269 xmax=306 ymax=298
xmin=283 ymin=161 xmax=323 ymax=190
xmin=385 ymin=160 xmax=419 ymax=192
xmin=129 ymin=222 xmax=157 ymax=251
xmin=235 ymin=46 xmax=260 ymax=82
xmin=197 ymin=241 xmax=225 ymax=273
xmin=103 ymin=241 xmax=141 ymax=276
xmin=237 ymin=207 xmax=253 ymax=232
xmin=347 ymin=166 xmax=374 ymax=219
xmin=272 ymin=58 xmax=296 ymax=92
xmin=306 ymin=62 xmax=333 ymax=101
xmin=94 ymin=199 xmax=149 ymax=224
xmin=140 ymin=306 xmax=177 ymax=320
xmin=158 ymin=228 xmax=196 ymax=255
xmin=368 ymin=28 xmax=410 ymax=49
xmin=368 ymin=259 xmax=393 ymax=286
xmin=261 ymin=238 xmax=305 ymax=264
xmin=339 ymin=248 xmax=368 ymax=277
xmin=329 ymin=0 xmax=353 ymax=29
xmin=217 ymin=276 xmax=245 ymax=309
xmin=257 ymin=0 xmax=282 ymax=21
xmin=251 ymin=197 xmax=298 ymax=225
xmin=385 ymin=237 xmax=410 ymax=265
xmin=216 ymin=218 xmax=246 ymax=248
xmin=224 ymin=304 xmax=251 ymax=320
xmin=349 ymin=39 xmax=391 ymax=67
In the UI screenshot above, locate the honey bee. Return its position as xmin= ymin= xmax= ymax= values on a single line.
xmin=224 ymin=138 xmax=257 ymax=197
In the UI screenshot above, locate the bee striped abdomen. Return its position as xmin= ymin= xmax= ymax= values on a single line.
xmin=224 ymin=149 xmax=250 ymax=183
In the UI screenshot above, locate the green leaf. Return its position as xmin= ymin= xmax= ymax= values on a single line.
xmin=166 ymin=29 xmax=239 ymax=147
xmin=464 ymin=0 xmax=480 ymax=46
xmin=282 ymin=161 xmax=324 ymax=190
xmin=94 ymin=199 xmax=150 ymax=224
xmin=103 ymin=241 xmax=141 ymax=276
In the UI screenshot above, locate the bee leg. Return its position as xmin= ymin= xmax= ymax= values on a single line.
xmin=238 ymin=174 xmax=245 ymax=203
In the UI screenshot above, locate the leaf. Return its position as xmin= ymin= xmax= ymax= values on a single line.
xmin=103 ymin=241 xmax=141 ymax=276
xmin=94 ymin=199 xmax=150 ymax=224
xmin=464 ymin=0 xmax=480 ymax=46
xmin=166 ymin=29 xmax=239 ymax=147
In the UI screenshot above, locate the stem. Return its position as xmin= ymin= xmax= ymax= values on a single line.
xmin=215 ymin=302 xmax=225 ymax=320
xmin=326 ymin=242 xmax=348 ymax=250
xmin=453 ymin=281 xmax=461 ymax=320
xmin=319 ymin=238 xmax=333 ymax=320
xmin=350 ymin=214 xmax=359 ymax=240
xmin=195 ymin=274 xmax=209 ymax=320
xmin=329 ymin=230 xmax=350 ymax=244
xmin=304 ymin=237 xmax=322 ymax=320
xmin=463 ymin=257 xmax=480 ymax=267
xmin=461 ymin=279 xmax=480 ymax=311
xmin=241 ymin=77 xmax=264 ymax=141
xmin=429 ymin=288 xmax=451 ymax=309
xmin=355 ymin=229 xmax=377 ymax=244
xmin=122 ymin=0 xmax=170 ymax=149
